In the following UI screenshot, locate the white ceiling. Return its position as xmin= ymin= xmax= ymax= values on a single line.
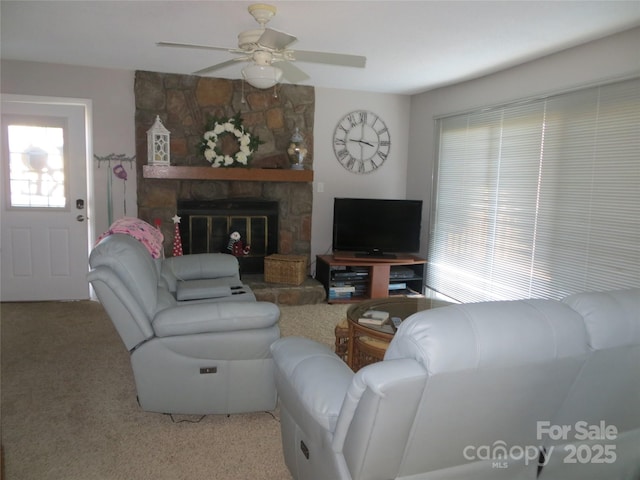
xmin=2 ymin=1 xmax=640 ymax=95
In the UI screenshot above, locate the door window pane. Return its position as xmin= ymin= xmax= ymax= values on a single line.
xmin=7 ymin=124 xmax=66 ymax=208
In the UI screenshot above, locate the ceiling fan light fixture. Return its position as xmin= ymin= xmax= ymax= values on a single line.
xmin=242 ymin=63 xmax=283 ymax=89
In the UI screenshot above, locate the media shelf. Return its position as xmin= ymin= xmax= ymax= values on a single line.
xmin=316 ymin=254 xmax=426 ymax=304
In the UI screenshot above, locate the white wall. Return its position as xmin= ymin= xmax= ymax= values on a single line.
xmin=407 ymin=26 xmax=640 ymax=258
xmin=1 ymin=60 xmax=136 ymax=238
xmin=311 ymin=88 xmax=411 ymax=267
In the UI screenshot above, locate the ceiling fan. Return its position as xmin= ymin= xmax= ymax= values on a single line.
xmin=157 ymin=3 xmax=366 ymax=89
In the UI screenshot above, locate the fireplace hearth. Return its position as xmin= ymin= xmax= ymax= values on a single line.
xmin=178 ymin=199 xmax=278 ymax=274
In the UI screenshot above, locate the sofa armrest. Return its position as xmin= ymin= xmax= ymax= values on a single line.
xmin=152 ymin=301 xmax=279 ymax=337
xmin=175 ymin=279 xmax=237 ymax=301
xmin=271 ymin=337 xmax=354 ymax=433
xmin=332 ymin=359 xmax=427 ymax=480
xmin=332 ymin=359 xmax=426 ymax=448
xmin=160 ymin=253 xmax=241 ymax=292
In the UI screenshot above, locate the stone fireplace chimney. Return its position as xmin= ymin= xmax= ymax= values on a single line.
xmin=133 ymin=71 xmax=315 ymax=265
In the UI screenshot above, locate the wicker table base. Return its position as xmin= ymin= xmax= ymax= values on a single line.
xmin=335 ymin=317 xmax=394 ymax=371
xmin=334 ymin=319 xmax=349 ymax=362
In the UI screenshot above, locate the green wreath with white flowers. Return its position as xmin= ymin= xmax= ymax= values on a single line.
xmin=200 ymin=113 xmax=262 ymax=167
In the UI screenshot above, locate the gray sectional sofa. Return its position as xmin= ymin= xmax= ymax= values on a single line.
xmin=271 ymin=288 xmax=639 ymax=480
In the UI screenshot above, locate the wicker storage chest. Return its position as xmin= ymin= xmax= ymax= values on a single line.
xmin=264 ymin=254 xmax=308 ymax=285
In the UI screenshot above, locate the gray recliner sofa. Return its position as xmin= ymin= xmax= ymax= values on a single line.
xmin=88 ymin=233 xmax=281 ymax=415
xmin=271 ymin=288 xmax=639 ymax=480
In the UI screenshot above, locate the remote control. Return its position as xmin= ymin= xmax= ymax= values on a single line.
xmin=389 ymin=316 xmax=402 ymax=331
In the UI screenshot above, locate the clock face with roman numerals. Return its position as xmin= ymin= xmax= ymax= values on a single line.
xmin=333 ymin=110 xmax=391 ymax=174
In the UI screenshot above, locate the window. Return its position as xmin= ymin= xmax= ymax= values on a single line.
xmin=427 ymin=77 xmax=640 ymax=302
xmin=4 ymin=118 xmax=67 ymax=208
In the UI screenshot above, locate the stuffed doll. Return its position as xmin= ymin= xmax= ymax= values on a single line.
xmin=227 ymin=231 xmax=250 ymax=256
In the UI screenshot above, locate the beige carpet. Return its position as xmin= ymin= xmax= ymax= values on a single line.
xmin=0 ymin=300 xmax=349 ymax=480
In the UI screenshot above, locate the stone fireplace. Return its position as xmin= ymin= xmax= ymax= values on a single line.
xmin=133 ymin=71 xmax=315 ymax=269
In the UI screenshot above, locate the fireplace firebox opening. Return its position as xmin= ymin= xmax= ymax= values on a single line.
xmin=178 ymin=199 xmax=279 ymax=275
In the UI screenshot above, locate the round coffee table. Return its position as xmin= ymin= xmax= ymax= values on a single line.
xmin=345 ymin=296 xmax=451 ymax=371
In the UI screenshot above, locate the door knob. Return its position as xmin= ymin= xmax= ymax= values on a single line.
xmin=76 ymin=215 xmax=86 ymax=222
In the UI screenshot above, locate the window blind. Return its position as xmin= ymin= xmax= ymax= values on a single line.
xmin=427 ymin=77 xmax=640 ymax=302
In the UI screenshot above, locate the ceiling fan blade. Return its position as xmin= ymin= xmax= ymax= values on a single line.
xmin=258 ymin=28 xmax=297 ymax=51
xmin=193 ymin=58 xmax=244 ymax=75
xmin=291 ymin=50 xmax=366 ymax=68
xmin=277 ymin=61 xmax=311 ymax=84
xmin=157 ymin=41 xmax=233 ymax=53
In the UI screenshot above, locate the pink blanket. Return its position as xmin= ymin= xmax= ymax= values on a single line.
xmin=97 ymin=217 xmax=164 ymax=259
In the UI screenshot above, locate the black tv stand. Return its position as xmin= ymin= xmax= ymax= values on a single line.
xmin=355 ymin=252 xmax=397 ymax=259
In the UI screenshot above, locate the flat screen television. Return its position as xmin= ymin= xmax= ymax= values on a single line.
xmin=332 ymin=198 xmax=423 ymax=259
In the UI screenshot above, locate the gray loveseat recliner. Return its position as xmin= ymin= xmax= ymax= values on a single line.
xmin=271 ymin=288 xmax=639 ymax=480
xmin=88 ymin=233 xmax=281 ymax=415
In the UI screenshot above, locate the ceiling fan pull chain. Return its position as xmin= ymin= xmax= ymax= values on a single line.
xmin=272 ymin=65 xmax=279 ymax=98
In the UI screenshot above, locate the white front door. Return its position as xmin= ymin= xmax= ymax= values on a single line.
xmin=1 ymin=95 xmax=92 ymax=301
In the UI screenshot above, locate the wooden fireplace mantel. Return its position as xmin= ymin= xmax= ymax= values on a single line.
xmin=143 ymin=166 xmax=313 ymax=182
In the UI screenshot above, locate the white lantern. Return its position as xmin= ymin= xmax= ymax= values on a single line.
xmin=147 ymin=115 xmax=170 ymax=166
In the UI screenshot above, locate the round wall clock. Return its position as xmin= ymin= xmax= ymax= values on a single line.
xmin=332 ymin=110 xmax=391 ymax=174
